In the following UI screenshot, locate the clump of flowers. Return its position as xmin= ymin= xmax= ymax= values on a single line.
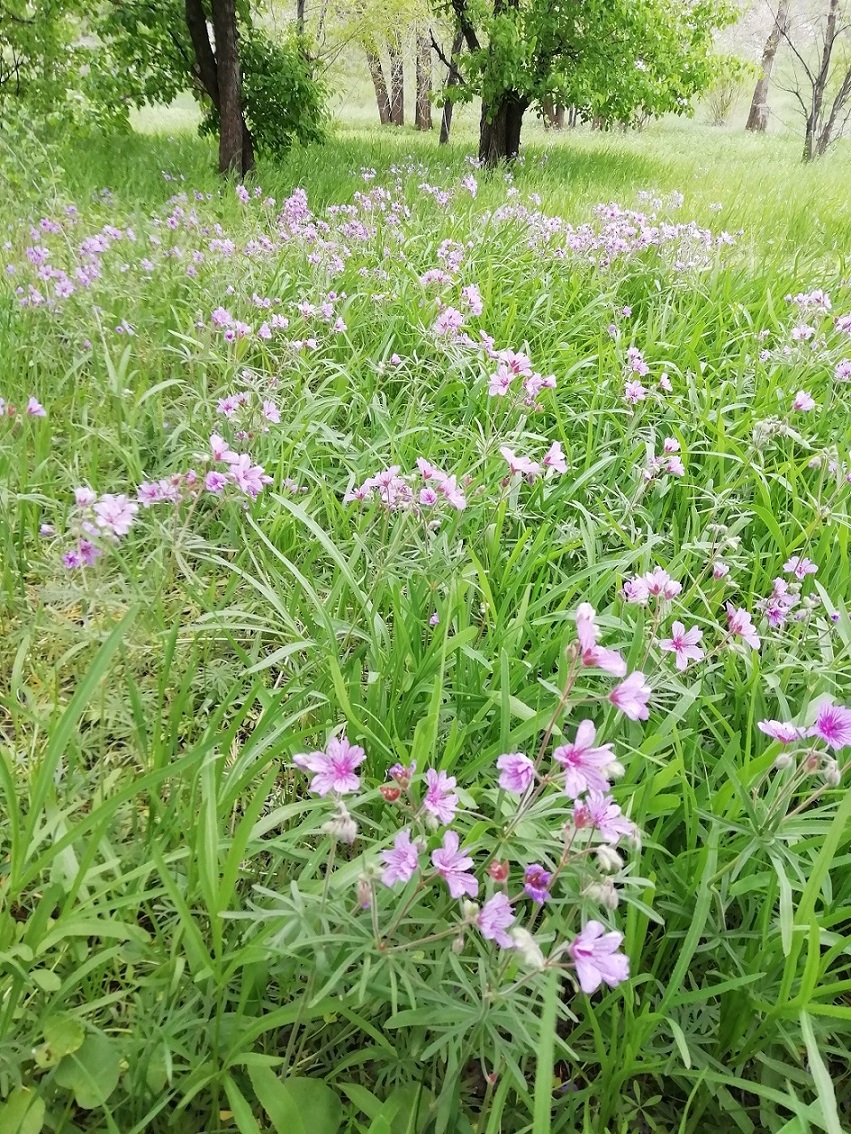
xmin=344 ymin=458 xmax=468 ymax=514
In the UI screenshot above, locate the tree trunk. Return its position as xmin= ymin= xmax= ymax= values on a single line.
xmin=745 ymin=0 xmax=789 ymax=132
xmin=478 ymin=91 xmax=526 ymax=166
xmin=210 ymin=0 xmax=244 ymax=176
xmin=296 ymin=0 xmax=305 ymax=35
xmin=804 ymin=0 xmax=839 ymax=160
xmin=553 ymin=104 xmax=565 ymax=128
xmin=364 ymin=43 xmax=392 ymax=125
xmin=439 ymin=28 xmax=464 ymax=144
xmin=388 ymin=32 xmax=404 ymax=125
xmin=541 ymin=101 xmax=565 ymax=129
xmin=415 ymin=30 xmax=432 ymax=130
xmin=185 ymin=0 xmax=220 ymax=107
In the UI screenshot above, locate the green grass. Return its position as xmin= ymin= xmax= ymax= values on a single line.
xmin=1 ymin=116 xmax=851 ymax=1133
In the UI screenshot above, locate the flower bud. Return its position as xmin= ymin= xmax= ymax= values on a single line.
xmin=595 ymin=846 xmax=623 ymax=873
xmin=773 ymin=752 xmax=794 ymax=770
xmin=451 ymin=933 xmax=466 ymax=955
xmin=804 ymin=752 xmax=821 ymax=774
xmin=509 ymin=927 xmax=545 ymax=970
xmin=823 ymin=759 xmax=841 ymax=787
xmin=488 ymin=860 xmax=510 ymax=883
xmin=604 ymin=760 xmax=625 ymax=781
xmin=356 ymin=879 xmax=372 ymax=909
xmin=380 ymin=784 xmax=402 ymax=803
xmin=461 ymin=900 xmax=479 ymax=922
xmin=322 ymin=802 xmax=358 ymax=844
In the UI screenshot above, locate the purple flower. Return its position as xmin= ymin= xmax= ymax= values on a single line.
xmin=205 ymin=470 xmax=229 ymax=493
xmin=808 ymin=704 xmax=851 ymax=750
xmin=431 ymin=830 xmax=478 ymax=899
xmin=609 ymin=673 xmax=651 ymax=721
xmin=380 ymin=829 xmax=420 ymax=887
xmin=659 ymin=621 xmax=704 ymax=671
xmin=74 ymin=486 xmax=96 ymax=508
xmin=230 ymin=454 xmax=271 ymax=498
xmin=575 ymin=603 xmax=627 ymax=676
xmin=293 ymin=734 xmax=365 ymax=796
xmin=210 ymin=433 xmax=238 ymax=464
xmin=262 ymin=400 xmax=281 ymax=424
xmin=496 ymin=752 xmax=534 ymax=794
xmin=784 ymin=556 xmax=818 ymax=580
xmin=93 ymin=494 xmax=138 ymax=538
xmin=477 ymin=893 xmax=514 ymax=947
xmin=758 ymin=720 xmax=802 ymax=745
xmin=523 ymin=864 xmax=551 ymax=905
xmin=726 ymin=604 xmax=760 ymax=650
xmin=553 ymin=721 xmax=616 ymax=798
xmin=26 ymin=397 xmax=46 ymax=417
xmin=423 ymin=768 xmax=458 ymax=825
xmin=569 ymin=920 xmax=629 ymax=994
xmin=573 ymin=792 xmax=636 ymax=845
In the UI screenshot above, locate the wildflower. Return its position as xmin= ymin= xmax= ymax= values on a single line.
xmin=509 ymin=926 xmax=545 ymax=969
xmin=726 ymin=604 xmax=760 ymax=650
xmin=262 ymin=400 xmax=281 ymax=424
xmin=462 ymin=284 xmax=483 ymax=316
xmin=712 ymin=561 xmax=730 ymax=580
xmin=784 ymin=556 xmax=817 ymax=580
xmin=205 ymin=470 xmax=228 ymax=493
xmin=791 ymin=323 xmax=815 ymax=341
xmin=496 ymin=752 xmax=534 ymax=794
xmin=420 ymin=490 xmax=438 ymax=511
xmin=499 ymin=447 xmax=541 ymax=479
xmin=543 ymin=441 xmax=567 ymax=474
xmin=388 ymin=760 xmax=416 ymax=787
xmin=758 ymin=720 xmax=802 ymax=744
xmin=77 ymin=539 xmax=101 ymax=567
xmin=489 ymin=365 xmax=515 ymax=397
xmin=62 ymin=550 xmax=81 ymax=569
xmin=93 ymin=494 xmax=138 ymax=538
xmin=609 ymin=673 xmax=651 ymax=721
xmin=643 ymin=567 xmax=682 ymax=600
xmin=569 ymin=921 xmax=629 ymax=994
xmin=523 ymin=864 xmax=551 ymax=905
xmin=26 ymin=397 xmax=46 ymax=417
xmin=322 ymin=801 xmax=358 ymax=844
xmin=293 ymin=735 xmax=365 ymax=796
xmin=792 ymin=391 xmax=815 ymax=411
xmin=575 ymin=603 xmax=627 ymax=676
xmin=488 ymin=860 xmax=509 ymax=882
xmin=74 ymin=486 xmax=96 ymax=508
xmin=808 ymin=704 xmax=851 ymax=750
xmin=834 ymin=359 xmax=851 ymax=382
xmin=380 ymin=784 xmax=401 ymax=802
xmin=574 ymin=791 xmax=637 ymax=845
xmin=554 ymin=721 xmax=617 ymax=797
xmin=596 ymin=846 xmax=623 ymax=873
xmin=423 ymin=768 xmax=459 ymax=825
xmin=477 ymin=893 xmax=515 ymax=947
xmin=659 ymin=621 xmax=704 ymax=671
xmin=229 ymin=454 xmax=271 ymax=498
xmin=380 ymin=829 xmax=420 ymax=887
xmin=39 ymin=524 xmax=54 ymax=537
xmin=429 ymin=611 xmax=440 ymax=627
xmin=432 ymin=830 xmax=478 ymax=899
xmin=624 ymin=379 xmax=647 ymax=405
xmin=433 ymin=307 xmax=464 ymax=336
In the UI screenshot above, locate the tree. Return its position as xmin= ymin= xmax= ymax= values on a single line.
xmin=746 ymin=0 xmax=790 ymax=131
xmin=436 ymin=26 xmax=464 ymax=142
xmin=776 ymin=0 xmax=851 ymax=159
xmin=443 ymin=0 xmax=736 ymax=165
xmin=415 ymin=27 xmax=433 ymax=128
xmin=388 ymin=28 xmax=404 ymax=123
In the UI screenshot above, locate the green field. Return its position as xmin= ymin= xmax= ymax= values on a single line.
xmin=1 ymin=113 xmax=851 ymax=1132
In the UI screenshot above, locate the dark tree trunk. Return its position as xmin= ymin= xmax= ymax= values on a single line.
xmin=804 ymin=0 xmax=839 ymax=160
xmin=439 ymin=27 xmax=464 ymax=144
xmin=364 ymin=43 xmax=392 ymax=125
xmin=415 ymin=29 xmax=432 ymax=130
xmin=478 ymin=91 xmax=526 ymax=166
xmin=541 ymin=101 xmax=564 ymax=129
xmin=553 ymin=104 xmax=565 ymax=128
xmin=296 ymin=0 xmax=305 ymax=35
xmin=388 ymin=32 xmax=404 ymax=125
xmin=746 ymin=0 xmax=789 ymax=132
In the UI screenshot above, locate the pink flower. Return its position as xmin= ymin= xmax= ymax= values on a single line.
xmin=431 ymin=830 xmax=478 ymax=899
xmin=792 ymin=390 xmax=815 ymax=411
xmin=712 ymin=561 xmax=730 ymax=580
xmin=210 ymin=433 xmax=238 ymax=463
xmin=26 ymin=397 xmax=46 ymax=417
xmin=262 ymin=400 xmax=281 ymax=424
xmin=808 ymin=704 xmax=851 ymax=750
xmin=205 ymin=470 xmax=229 ymax=493
xmin=477 ymin=893 xmax=514 ymax=947
xmin=609 ymin=672 xmax=651 ymax=721
xmin=499 ymin=446 xmax=541 ymax=479
xmin=543 ymin=441 xmax=567 ymax=474
xmin=496 ymin=752 xmax=534 ymax=794
xmin=293 ymin=734 xmax=365 ymax=796
xmin=569 ymin=920 xmax=629 ymax=994
xmin=758 ymin=720 xmax=802 ymax=745
xmin=575 ymin=603 xmax=627 ymax=676
xmin=433 ymin=306 xmax=464 ymax=336
xmin=624 ymin=379 xmax=647 ymax=405
xmin=423 ymin=768 xmax=459 ymax=825
xmin=643 ymin=567 xmax=682 ymax=600
xmin=74 ymin=486 xmax=96 ymax=508
xmin=726 ymin=604 xmax=760 ymax=650
xmin=429 ymin=611 xmax=440 ymax=627
xmin=523 ymin=864 xmax=551 ymax=904
xmin=784 ymin=556 xmax=818 ymax=579
xmin=576 ymin=793 xmax=635 ymax=848
xmin=659 ymin=621 xmax=704 ymax=671
xmin=230 ymin=454 xmax=271 ymax=498
xmin=666 ymin=456 xmax=685 ymax=476
xmin=380 ymin=829 xmax=420 ymax=887
xmin=137 ymin=482 xmax=162 ymax=506
xmin=623 ymin=577 xmax=649 ymax=604
xmin=554 ymin=720 xmax=616 ymax=797
xmin=489 ymin=365 xmax=514 ymax=397
xmin=93 ymin=494 xmax=138 ymax=537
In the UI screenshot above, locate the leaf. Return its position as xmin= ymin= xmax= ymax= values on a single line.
xmin=246 ymin=1067 xmax=342 ymax=1134
xmin=800 ymin=1011 xmax=843 ymax=1134
xmin=43 ymin=1014 xmax=85 ymax=1062
xmin=0 ymin=1088 xmax=45 ymax=1134
xmin=533 ymin=968 xmax=559 ymax=1134
xmin=53 ymin=1033 xmax=121 ymax=1109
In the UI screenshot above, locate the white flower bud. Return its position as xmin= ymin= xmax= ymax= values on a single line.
xmin=509 ymin=927 xmax=546 ymax=970
xmin=461 ymin=901 xmax=480 ymax=922
xmin=451 ymin=933 xmax=466 ymax=954
xmin=596 ymin=845 xmax=623 ymax=873
xmin=604 ymin=760 xmax=625 ymax=781
xmin=322 ymin=802 xmax=358 ymax=844
xmin=773 ymin=752 xmax=794 ymax=770
xmin=585 ymin=879 xmax=619 ymax=909
xmin=823 ymin=759 xmax=841 ymax=787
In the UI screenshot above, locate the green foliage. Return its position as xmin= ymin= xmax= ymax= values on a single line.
xmin=200 ymin=29 xmax=328 ymax=155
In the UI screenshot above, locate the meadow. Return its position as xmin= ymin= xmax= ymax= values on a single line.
xmin=1 ymin=113 xmax=851 ymax=1133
